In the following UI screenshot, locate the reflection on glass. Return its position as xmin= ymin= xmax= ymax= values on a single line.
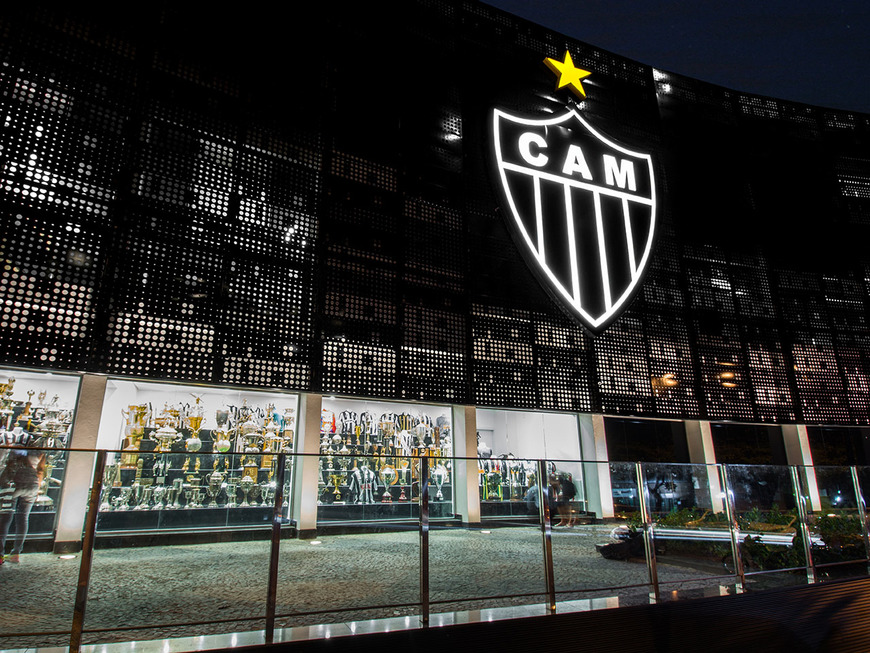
xmin=726 ymin=465 xmax=806 ymax=586
xmin=804 ymin=466 xmax=868 ymax=577
xmin=642 ymin=463 xmax=734 ymax=589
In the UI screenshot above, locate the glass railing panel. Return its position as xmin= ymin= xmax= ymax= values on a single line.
xmin=479 ymin=456 xmax=540 ymax=519
xmin=81 ymin=451 xmax=273 ymax=645
xmin=317 ymin=454 xmax=450 ymax=522
xmin=642 ymin=463 xmax=735 ymax=591
xmin=550 ymin=461 xmax=652 ymax=608
xmin=725 ymin=464 xmax=807 ymax=587
xmin=278 ymin=452 xmax=421 ymax=627
xmin=96 ymin=450 xmax=287 ymax=531
xmin=430 ymin=456 xmax=547 ymax=613
xmin=804 ymin=466 xmax=868 ymax=579
xmin=0 ymin=445 xmax=79 ymax=650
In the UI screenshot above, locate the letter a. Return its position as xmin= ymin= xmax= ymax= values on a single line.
xmin=561 ymin=144 xmax=592 ymax=179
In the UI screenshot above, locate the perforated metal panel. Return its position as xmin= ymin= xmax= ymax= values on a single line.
xmin=1 ymin=1 xmax=870 ymax=429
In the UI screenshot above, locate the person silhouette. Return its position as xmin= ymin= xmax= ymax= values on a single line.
xmin=0 ymin=448 xmax=45 ymax=564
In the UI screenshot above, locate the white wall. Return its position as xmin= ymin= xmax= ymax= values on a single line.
xmin=476 ymin=408 xmax=580 ymax=461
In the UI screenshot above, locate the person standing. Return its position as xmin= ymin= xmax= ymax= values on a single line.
xmin=0 ymin=448 xmax=45 ymax=564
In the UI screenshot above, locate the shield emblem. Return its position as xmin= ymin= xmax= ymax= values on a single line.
xmin=491 ymin=107 xmax=657 ymax=331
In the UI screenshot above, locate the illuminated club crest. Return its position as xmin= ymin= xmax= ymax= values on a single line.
xmin=491 ymin=106 xmax=657 ymax=331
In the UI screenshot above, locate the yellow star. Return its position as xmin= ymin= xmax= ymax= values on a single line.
xmin=544 ymin=51 xmax=592 ymax=98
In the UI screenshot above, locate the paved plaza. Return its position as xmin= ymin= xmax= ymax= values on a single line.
xmin=0 ymin=524 xmax=739 ymax=650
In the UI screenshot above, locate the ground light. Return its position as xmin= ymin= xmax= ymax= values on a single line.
xmin=58 ymin=554 xmax=76 ymax=560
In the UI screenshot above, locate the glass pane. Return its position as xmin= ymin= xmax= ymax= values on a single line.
xmin=643 ymin=463 xmax=734 ymax=586
xmin=0 ymin=444 xmax=80 ymax=649
xmin=725 ymin=464 xmax=807 ymax=583
xmin=430 ymin=524 xmax=547 ymax=613
xmin=805 ymin=466 xmax=868 ymax=578
xmin=554 ymin=461 xmax=651 ymax=607
xmin=82 ymin=451 xmax=274 ymax=644
xmin=318 ymin=400 xmax=453 ymax=523
xmin=479 ymin=457 xmax=539 ymax=519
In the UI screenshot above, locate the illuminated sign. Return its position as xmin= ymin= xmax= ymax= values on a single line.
xmin=491 ymin=53 xmax=657 ymax=332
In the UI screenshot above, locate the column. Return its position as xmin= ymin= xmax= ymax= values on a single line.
xmin=781 ymin=423 xmax=821 ymax=511
xmin=54 ymin=374 xmax=107 ymax=554
xmin=292 ymin=392 xmax=322 ymax=538
xmin=578 ymin=413 xmax=614 ymax=519
xmin=684 ymin=420 xmax=724 ymax=513
xmin=452 ymin=404 xmax=480 ymax=526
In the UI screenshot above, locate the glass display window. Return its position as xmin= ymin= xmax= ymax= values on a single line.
xmin=95 ymin=379 xmax=298 ymax=531
xmin=0 ymin=367 xmax=81 ymax=540
xmin=475 ymin=409 xmax=583 ymax=519
xmin=318 ymin=397 xmax=453 ymax=522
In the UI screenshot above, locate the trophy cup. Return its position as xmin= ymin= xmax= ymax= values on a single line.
xmin=207 ymin=469 xmax=225 ymax=507
xmin=100 ymin=462 xmax=120 ymax=511
xmin=213 ymin=408 xmax=232 ymax=452
xmin=225 ymin=479 xmax=239 ymax=508
xmin=152 ymin=484 xmax=166 ymax=510
xmin=121 ymin=404 xmax=150 ymax=468
xmin=113 ymin=486 xmax=133 ymax=510
xmin=135 ymin=485 xmax=154 ymax=510
xmin=240 ymin=475 xmax=255 ymax=507
xmin=433 ymin=463 xmax=449 ymax=501
xmin=330 ymin=473 xmax=343 ymax=501
xmin=185 ymin=394 xmax=205 ymax=469
xmin=260 ymin=481 xmax=275 ymax=507
xmin=155 ymin=423 xmax=179 ymax=453
xmin=380 ymin=464 xmax=397 ymax=503
xmin=166 ymin=478 xmax=183 ymax=509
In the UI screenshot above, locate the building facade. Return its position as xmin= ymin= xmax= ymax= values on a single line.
xmin=1 ymin=1 xmax=870 ymax=547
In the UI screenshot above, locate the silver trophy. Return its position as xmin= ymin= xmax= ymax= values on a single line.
xmin=240 ymin=475 xmax=255 ymax=507
xmin=433 ymin=463 xmax=449 ymax=501
xmin=206 ymin=469 xmax=225 ymax=507
xmin=135 ymin=485 xmax=154 ymax=510
xmin=113 ymin=486 xmax=133 ymax=511
xmin=152 ymin=485 xmax=166 ymax=510
xmin=225 ymin=480 xmax=239 ymax=508
xmin=100 ymin=462 xmax=120 ymax=511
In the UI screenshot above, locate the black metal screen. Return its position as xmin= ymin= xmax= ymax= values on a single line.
xmin=1 ymin=1 xmax=870 ymax=425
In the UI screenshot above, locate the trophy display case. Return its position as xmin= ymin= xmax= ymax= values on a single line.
xmin=95 ymin=380 xmax=298 ymax=531
xmin=475 ymin=408 xmax=584 ymax=518
xmin=0 ymin=368 xmax=79 ymax=537
xmin=317 ymin=398 xmax=454 ymax=522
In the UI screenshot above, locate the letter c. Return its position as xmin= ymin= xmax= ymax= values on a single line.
xmin=518 ymin=132 xmax=548 ymax=167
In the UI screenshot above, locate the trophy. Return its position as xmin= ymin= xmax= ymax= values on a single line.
xmin=433 ymin=463 xmax=449 ymax=501
xmin=121 ymin=404 xmax=150 ymax=468
xmin=240 ymin=475 xmax=255 ymax=507
xmin=207 ymin=469 xmax=225 ymax=507
xmin=100 ymin=462 xmax=120 ymax=511
xmin=135 ymin=485 xmax=154 ymax=510
xmin=330 ymin=473 xmax=343 ymax=501
xmin=213 ymin=408 xmax=232 ymax=452
xmin=166 ymin=478 xmax=183 ymax=509
xmin=155 ymin=423 xmax=179 ymax=453
xmin=113 ymin=486 xmax=133 ymax=511
xmin=152 ymin=484 xmax=166 ymax=510
xmin=380 ymin=464 xmax=397 ymax=503
xmin=260 ymin=481 xmax=275 ymax=507
xmin=225 ymin=479 xmax=239 ymax=508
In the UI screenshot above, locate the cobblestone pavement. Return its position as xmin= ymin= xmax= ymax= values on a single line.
xmin=0 ymin=525 xmax=734 ymax=650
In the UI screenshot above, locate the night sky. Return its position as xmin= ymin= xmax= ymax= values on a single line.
xmin=483 ymin=0 xmax=870 ymax=114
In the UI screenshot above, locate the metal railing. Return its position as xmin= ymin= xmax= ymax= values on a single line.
xmin=2 ymin=449 xmax=870 ymax=652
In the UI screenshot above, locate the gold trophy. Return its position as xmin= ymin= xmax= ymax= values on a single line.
xmin=121 ymin=404 xmax=150 ymax=468
xmin=185 ymin=395 xmax=205 ymax=470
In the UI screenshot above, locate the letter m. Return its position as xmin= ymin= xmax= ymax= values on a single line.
xmin=603 ymin=155 xmax=636 ymax=191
